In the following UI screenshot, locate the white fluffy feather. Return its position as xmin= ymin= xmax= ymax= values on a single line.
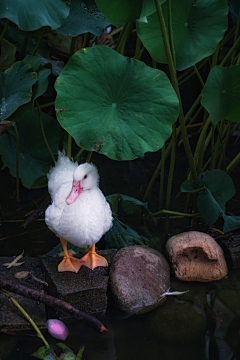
xmin=45 ymin=152 xmax=112 ymax=247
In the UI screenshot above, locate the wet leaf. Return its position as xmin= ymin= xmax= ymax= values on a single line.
xmin=76 ymin=346 xmax=85 ymax=360
xmin=105 ymin=218 xmax=149 ymax=250
xmin=55 ymin=46 xmax=179 ymax=160
xmin=201 ymin=66 xmax=240 ymax=125
xmin=56 ymin=0 xmax=112 ymax=37
xmin=32 ymin=345 xmax=55 ymax=359
xmin=136 ymin=0 xmax=228 ymax=71
xmin=0 ymin=0 xmax=70 ymax=31
xmin=14 ymin=271 xmax=30 ymax=279
xmin=0 ymin=38 xmax=16 ymax=72
xmin=0 ymin=61 xmax=37 ymax=121
xmin=0 ymin=108 xmax=67 ymax=188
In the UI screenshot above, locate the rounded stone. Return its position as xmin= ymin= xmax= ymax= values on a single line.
xmin=166 ymin=231 xmax=228 ymax=282
xmin=110 ymin=245 xmax=170 ymax=315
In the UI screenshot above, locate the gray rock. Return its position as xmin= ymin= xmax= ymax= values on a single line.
xmin=41 ymin=249 xmax=117 ymax=318
xmin=110 ymin=245 xmax=170 ymax=315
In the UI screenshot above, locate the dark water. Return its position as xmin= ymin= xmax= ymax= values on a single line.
xmin=1 ymin=147 xmax=240 ymax=360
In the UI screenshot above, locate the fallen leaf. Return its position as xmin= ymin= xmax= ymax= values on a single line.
xmin=7 ymin=250 xmax=24 ymax=269
xmin=14 ymin=271 xmax=29 ymax=279
xmin=2 ymin=262 xmax=24 ymax=267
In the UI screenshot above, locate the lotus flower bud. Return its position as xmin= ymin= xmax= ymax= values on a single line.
xmin=47 ymin=319 xmax=69 ymax=340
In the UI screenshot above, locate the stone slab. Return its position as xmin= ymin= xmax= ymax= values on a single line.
xmin=41 ymin=249 xmax=117 ymax=317
xmin=0 ymin=256 xmax=46 ymax=331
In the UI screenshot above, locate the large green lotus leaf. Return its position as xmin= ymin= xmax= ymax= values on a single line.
xmin=136 ymin=0 xmax=228 ymax=71
xmin=55 ymin=46 xmax=179 ymax=161
xmin=56 ymin=0 xmax=111 ymax=36
xmin=0 ymin=61 xmax=37 ymax=121
xmin=0 ymin=38 xmax=16 ymax=72
xmin=95 ymin=0 xmax=165 ymax=23
xmin=0 ymin=109 xmax=67 ymax=188
xmin=201 ymin=66 xmax=240 ymax=125
xmin=0 ymin=0 xmax=70 ymax=31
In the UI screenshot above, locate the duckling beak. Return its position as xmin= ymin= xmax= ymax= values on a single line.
xmin=66 ymin=181 xmax=83 ymax=205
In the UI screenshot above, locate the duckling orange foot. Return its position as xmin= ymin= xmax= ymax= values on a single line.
xmin=81 ymin=244 xmax=108 ymax=270
xmin=58 ymin=255 xmax=86 ymax=273
xmin=58 ymin=237 xmax=85 ymax=273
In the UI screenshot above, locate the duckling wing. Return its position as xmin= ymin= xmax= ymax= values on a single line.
xmin=47 ymin=152 xmax=78 ymax=203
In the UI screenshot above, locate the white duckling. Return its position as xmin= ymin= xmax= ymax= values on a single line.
xmin=45 ymin=152 xmax=113 ymax=273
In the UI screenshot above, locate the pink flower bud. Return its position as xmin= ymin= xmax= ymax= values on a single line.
xmin=47 ymin=319 xmax=69 ymax=340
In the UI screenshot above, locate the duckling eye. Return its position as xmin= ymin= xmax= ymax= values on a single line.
xmin=83 ymin=174 xmax=87 ymax=179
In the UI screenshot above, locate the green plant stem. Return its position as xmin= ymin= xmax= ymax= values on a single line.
xmin=143 ymin=92 xmax=201 ymax=202
xmin=193 ymin=64 xmax=204 ymax=87
xmin=13 ymin=119 xmax=19 ymax=202
xmin=119 ymin=22 xmax=134 ymax=55
xmin=0 ymin=18 xmax=9 ymax=43
xmin=115 ymin=23 xmax=127 ymax=52
xmin=67 ymin=133 xmax=72 ymax=159
xmin=36 ymin=101 xmax=56 ymax=164
xmin=70 ymin=36 xmax=76 ymax=56
xmin=20 ymin=31 xmax=29 ymax=59
xmin=66 ymin=37 xmax=77 ymax=159
xmin=216 ymin=121 xmax=227 ymax=171
xmin=38 ymin=101 xmax=55 ymax=109
xmin=110 ymin=25 xmax=124 ymax=37
xmin=211 ymin=43 xmax=219 ymax=68
xmin=227 ymin=151 xmax=240 ymax=174
xmin=167 ymin=0 xmax=176 ymax=67
xmin=211 ymin=120 xmax=224 ymax=169
xmin=178 ymin=58 xmax=208 ymax=86
xmin=0 ymin=290 xmax=57 ymax=355
xmin=159 ymin=143 xmax=165 ymax=210
xmin=83 ymin=32 xmax=90 ymax=48
xmin=193 ymin=116 xmax=211 ymax=168
xmin=138 ymin=46 xmax=145 ymax=60
xmin=220 ymin=35 xmax=240 ymax=67
xmin=154 ymin=0 xmax=197 ymax=180
xmin=74 ymin=148 xmax=84 ymax=162
xmin=152 ymin=59 xmax=157 ymax=68
xmin=32 ymin=27 xmax=46 ymax=56
xmin=134 ymin=36 xmax=141 ymax=59
xmin=165 ymin=123 xmax=176 ymax=234
xmin=89 ymin=35 xmax=97 ymax=47
xmin=86 ymin=151 xmax=93 ymax=163
xmin=150 ymin=209 xmax=200 ymax=217
xmin=231 ymin=10 xmax=240 ymax=65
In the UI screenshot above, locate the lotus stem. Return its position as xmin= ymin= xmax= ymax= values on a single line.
xmin=154 ymin=0 xmax=197 ymax=180
xmin=36 ymin=101 xmax=56 ymax=164
xmin=32 ymin=27 xmax=46 ymax=56
xmin=13 ymin=120 xmax=19 ymax=201
xmin=0 ymin=18 xmax=9 ymax=43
